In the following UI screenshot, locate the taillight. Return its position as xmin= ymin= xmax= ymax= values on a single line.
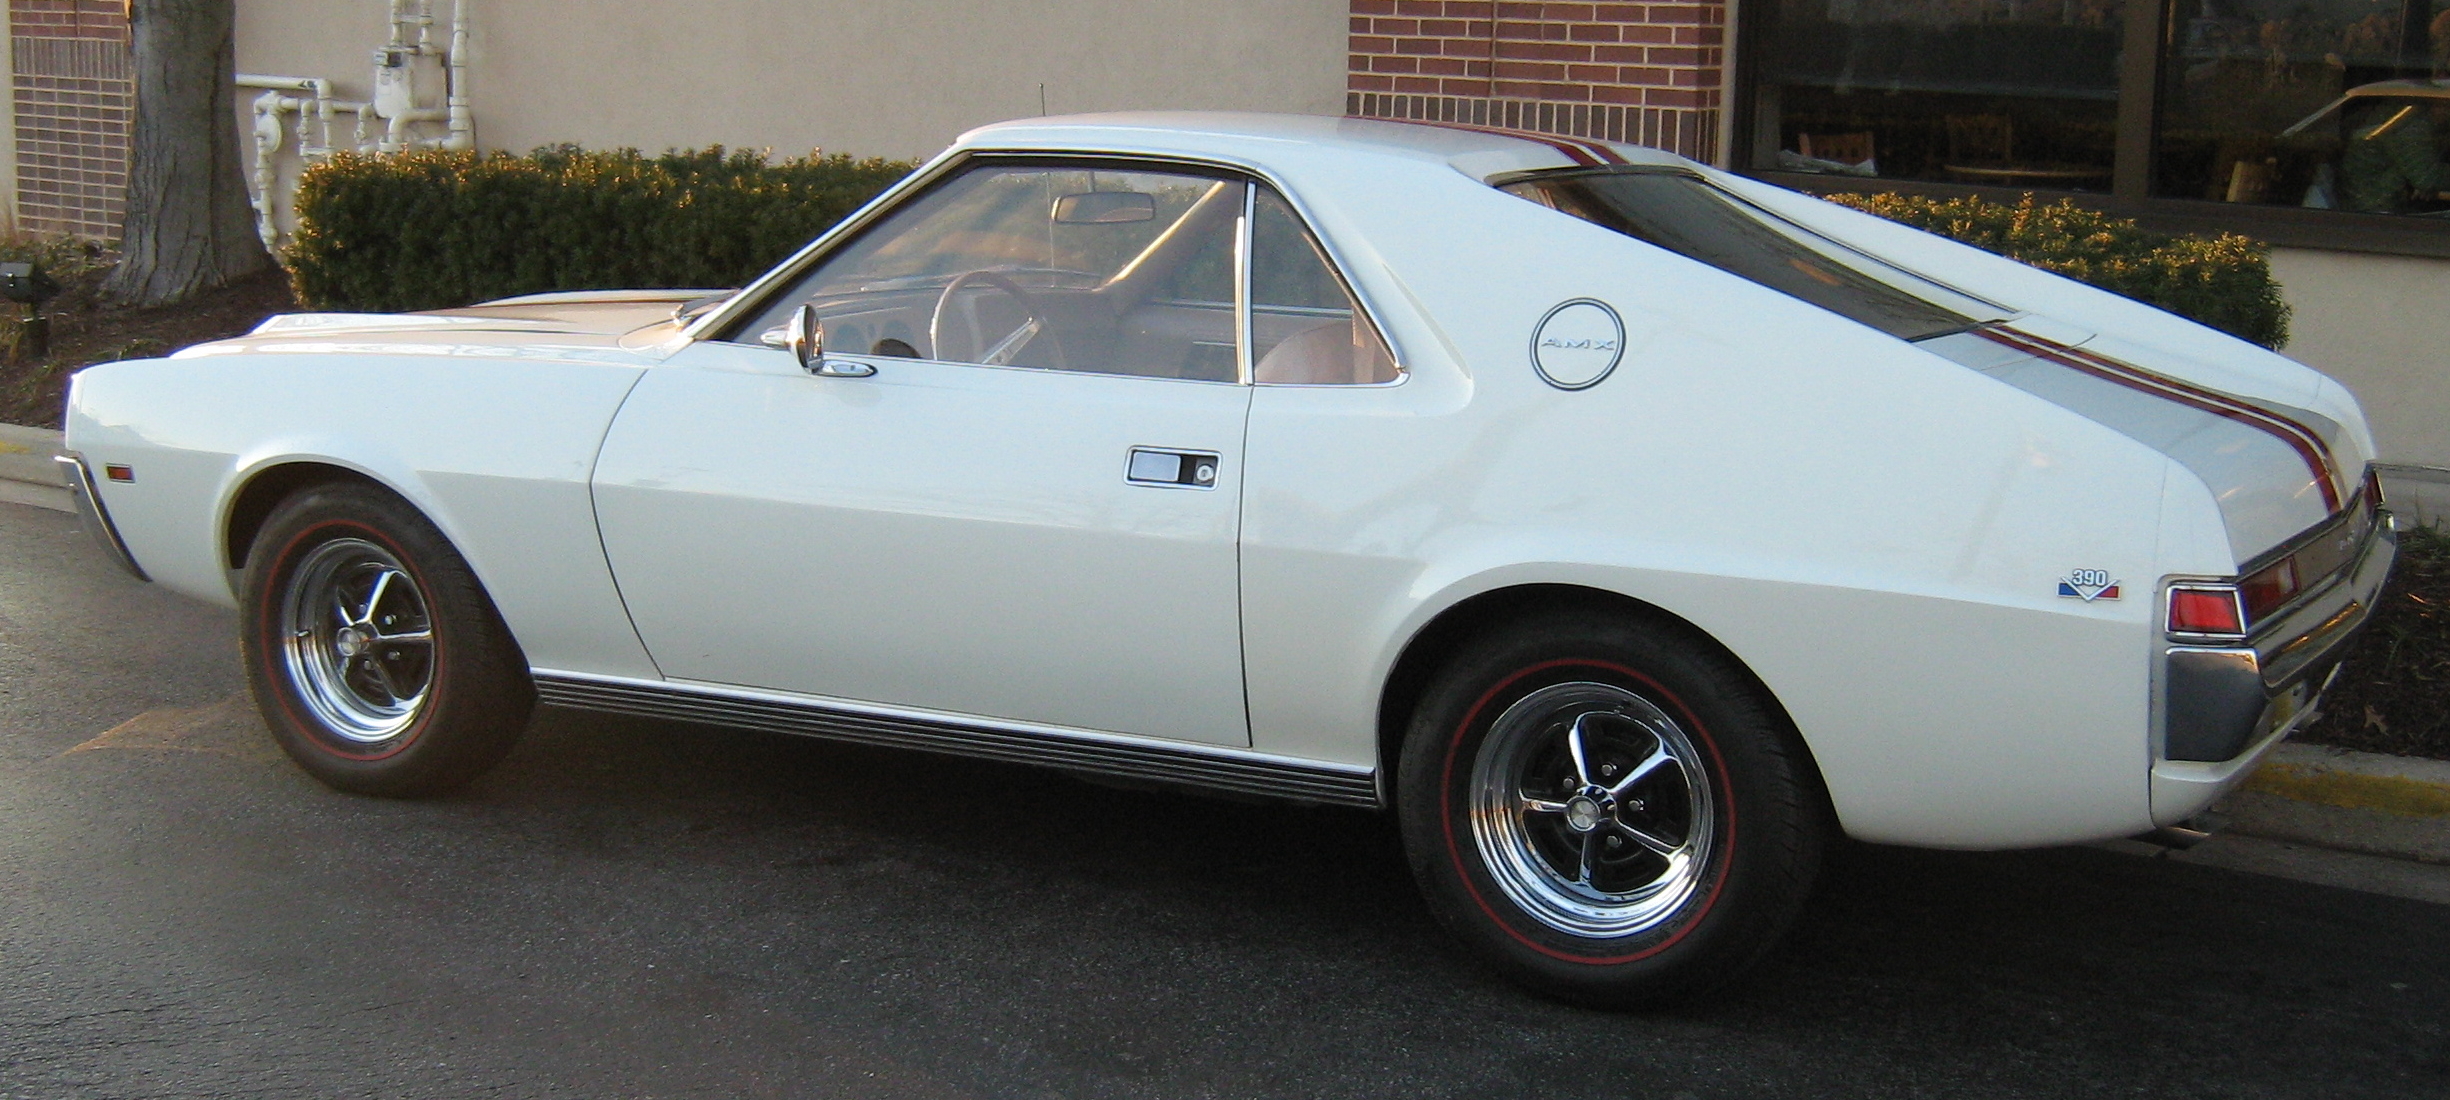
xmin=2167 ymin=585 xmax=2245 ymax=637
xmin=2237 ymin=557 xmax=2300 ymax=625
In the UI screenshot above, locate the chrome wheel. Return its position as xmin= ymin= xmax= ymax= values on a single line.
xmin=1469 ymin=681 xmax=1716 ymax=939
xmin=278 ymin=538 xmax=435 ymax=742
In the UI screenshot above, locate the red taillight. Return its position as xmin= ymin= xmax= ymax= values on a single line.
xmin=2237 ymin=558 xmax=2300 ymax=625
xmin=2168 ymin=586 xmax=2245 ymax=636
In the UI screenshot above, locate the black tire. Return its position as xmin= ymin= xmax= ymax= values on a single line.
xmin=1396 ymin=608 xmax=1825 ymax=1007
xmin=239 ymin=480 xmax=534 ymax=797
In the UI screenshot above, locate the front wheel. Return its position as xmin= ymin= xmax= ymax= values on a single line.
xmin=1397 ymin=610 xmax=1825 ymax=1007
xmin=240 ymin=481 xmax=534 ymax=797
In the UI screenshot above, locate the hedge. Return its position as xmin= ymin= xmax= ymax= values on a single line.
xmin=289 ymin=148 xmax=2290 ymax=349
xmin=288 ymin=146 xmax=914 ymax=312
xmin=1824 ymin=192 xmax=2290 ymax=349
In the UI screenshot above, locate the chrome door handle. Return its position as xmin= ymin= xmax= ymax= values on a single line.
xmin=1126 ymin=448 xmax=1219 ymax=489
xmin=810 ymin=359 xmax=877 ymax=378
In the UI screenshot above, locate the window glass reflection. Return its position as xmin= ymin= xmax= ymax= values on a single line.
xmin=1755 ymin=0 xmax=2126 ymax=190
xmin=2159 ymin=0 xmax=2450 ymax=216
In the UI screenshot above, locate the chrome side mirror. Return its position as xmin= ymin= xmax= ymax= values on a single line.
xmin=785 ymin=304 xmax=822 ymax=371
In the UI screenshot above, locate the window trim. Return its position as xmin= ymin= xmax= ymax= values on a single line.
xmin=694 ymin=151 xmax=1411 ymax=384
xmin=1730 ymin=0 xmax=2450 ymax=260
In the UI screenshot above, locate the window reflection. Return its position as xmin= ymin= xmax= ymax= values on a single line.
xmin=2159 ymin=0 xmax=2450 ymax=216
xmin=1755 ymin=0 xmax=2126 ymax=189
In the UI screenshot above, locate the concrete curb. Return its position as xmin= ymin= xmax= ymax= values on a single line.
xmin=2222 ymin=743 xmax=2450 ymax=865
xmin=0 ymin=423 xmax=69 ymax=512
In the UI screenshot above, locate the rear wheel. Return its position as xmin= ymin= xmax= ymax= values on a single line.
xmin=240 ymin=482 xmax=533 ymax=796
xmin=1397 ymin=609 xmax=1824 ymax=1007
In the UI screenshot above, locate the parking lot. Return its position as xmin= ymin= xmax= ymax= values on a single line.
xmin=3 ymin=499 xmax=2444 ymax=1099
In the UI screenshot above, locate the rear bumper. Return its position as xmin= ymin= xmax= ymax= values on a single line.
xmin=2148 ymin=511 xmax=2395 ymax=824
xmin=54 ymin=452 xmax=148 ymax=582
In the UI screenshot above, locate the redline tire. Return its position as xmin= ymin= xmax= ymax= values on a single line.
xmin=240 ymin=481 xmax=533 ymax=797
xmin=1396 ymin=609 xmax=1825 ymax=1007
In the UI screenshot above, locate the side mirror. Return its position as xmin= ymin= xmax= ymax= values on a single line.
xmin=785 ymin=304 xmax=822 ymax=371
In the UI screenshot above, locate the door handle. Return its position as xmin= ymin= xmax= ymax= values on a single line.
xmin=1126 ymin=448 xmax=1219 ymax=489
xmin=810 ymin=359 xmax=877 ymax=378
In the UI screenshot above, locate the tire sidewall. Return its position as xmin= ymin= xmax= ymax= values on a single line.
xmin=239 ymin=483 xmax=526 ymax=795
xmin=1398 ymin=613 xmax=1816 ymax=1005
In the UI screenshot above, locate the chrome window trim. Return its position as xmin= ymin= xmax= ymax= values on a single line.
xmin=689 ymin=149 xmax=1412 ymax=387
xmin=1235 ymin=180 xmax=1255 ymax=386
xmin=530 ymin=670 xmax=1380 ymax=808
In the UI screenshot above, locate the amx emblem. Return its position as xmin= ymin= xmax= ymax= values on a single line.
xmin=2057 ymin=569 xmax=2122 ymax=601
xmin=1529 ymin=298 xmax=1626 ymax=390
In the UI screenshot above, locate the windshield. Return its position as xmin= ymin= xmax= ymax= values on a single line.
xmin=1500 ymin=169 xmax=2004 ymax=342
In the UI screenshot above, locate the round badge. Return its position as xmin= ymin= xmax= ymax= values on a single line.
xmin=1529 ymin=298 xmax=1626 ymax=391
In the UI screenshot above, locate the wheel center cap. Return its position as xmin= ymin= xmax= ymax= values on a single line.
xmin=334 ymin=627 xmax=368 ymax=658
xmin=1564 ymin=795 xmax=1604 ymax=833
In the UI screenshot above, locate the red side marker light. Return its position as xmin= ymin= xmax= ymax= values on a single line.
xmin=2167 ymin=586 xmax=2244 ymax=636
xmin=104 ymin=464 xmax=133 ymax=483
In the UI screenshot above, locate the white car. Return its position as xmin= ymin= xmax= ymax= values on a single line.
xmin=58 ymin=112 xmax=2395 ymax=1005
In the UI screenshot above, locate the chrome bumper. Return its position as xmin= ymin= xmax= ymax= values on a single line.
xmin=54 ymin=453 xmax=148 ymax=582
xmin=2159 ymin=512 xmax=2394 ymax=763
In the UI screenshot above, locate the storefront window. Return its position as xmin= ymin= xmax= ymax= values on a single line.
xmin=1752 ymin=0 xmax=2129 ymax=189
xmin=2157 ymin=0 xmax=2450 ymax=216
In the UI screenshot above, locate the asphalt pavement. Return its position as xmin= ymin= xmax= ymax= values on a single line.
xmin=2 ymin=499 xmax=2446 ymax=1099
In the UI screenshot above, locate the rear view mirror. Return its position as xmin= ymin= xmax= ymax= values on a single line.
xmin=1053 ymin=191 xmax=1157 ymax=224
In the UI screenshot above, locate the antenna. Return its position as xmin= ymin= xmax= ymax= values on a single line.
xmin=1038 ymin=83 xmax=1047 ymax=116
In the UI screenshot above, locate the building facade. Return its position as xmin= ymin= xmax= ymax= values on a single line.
xmin=2 ymin=0 xmax=2444 ymax=492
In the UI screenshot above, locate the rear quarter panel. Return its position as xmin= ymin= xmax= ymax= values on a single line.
xmin=1245 ymin=157 xmax=2176 ymax=848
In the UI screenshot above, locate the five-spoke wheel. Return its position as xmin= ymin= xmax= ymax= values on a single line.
xmin=1399 ymin=608 xmax=1826 ymax=1007
xmin=279 ymin=539 xmax=435 ymax=742
xmin=1472 ymin=682 xmax=1715 ymax=939
xmin=241 ymin=480 xmax=533 ymax=796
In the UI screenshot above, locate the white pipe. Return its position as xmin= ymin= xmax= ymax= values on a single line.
xmin=444 ymin=0 xmax=474 ymax=151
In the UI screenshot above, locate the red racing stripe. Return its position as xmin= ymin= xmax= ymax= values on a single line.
xmin=1363 ymin=115 xmax=1613 ymax=167
xmin=1978 ymin=327 xmax=2343 ymax=511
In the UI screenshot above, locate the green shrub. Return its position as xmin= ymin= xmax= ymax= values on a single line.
xmin=1823 ymin=193 xmax=2291 ymax=349
xmin=288 ymin=145 xmax=915 ymax=312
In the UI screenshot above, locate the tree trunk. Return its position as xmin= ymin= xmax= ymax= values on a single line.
xmin=101 ymin=0 xmax=270 ymax=307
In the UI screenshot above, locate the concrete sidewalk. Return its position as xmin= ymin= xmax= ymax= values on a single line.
xmin=0 ymin=422 xmax=67 ymax=512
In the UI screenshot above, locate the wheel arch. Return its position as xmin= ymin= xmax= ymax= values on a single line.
xmin=222 ymin=459 xmax=410 ymax=582
xmin=1374 ymin=583 xmax=1828 ymax=814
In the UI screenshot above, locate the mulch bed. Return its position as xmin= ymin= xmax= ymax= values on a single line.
xmin=0 ymin=265 xmax=296 ymax=429
xmin=2297 ymin=523 xmax=2450 ymax=760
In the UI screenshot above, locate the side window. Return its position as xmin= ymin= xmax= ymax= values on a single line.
xmin=1248 ymin=188 xmax=1399 ymax=385
xmin=734 ymin=163 xmax=1247 ymax=382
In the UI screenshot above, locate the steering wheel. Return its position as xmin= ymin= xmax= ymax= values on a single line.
xmin=928 ymin=270 xmax=1070 ymax=370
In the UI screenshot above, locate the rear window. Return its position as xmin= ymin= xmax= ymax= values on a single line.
xmin=1500 ymin=169 xmax=2001 ymax=342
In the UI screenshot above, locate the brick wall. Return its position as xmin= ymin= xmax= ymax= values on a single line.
xmin=10 ymin=0 xmax=130 ymax=238
xmin=1346 ymin=1 xmax=1724 ymax=161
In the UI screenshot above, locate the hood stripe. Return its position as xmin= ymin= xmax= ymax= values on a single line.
xmin=1977 ymin=327 xmax=2343 ymax=511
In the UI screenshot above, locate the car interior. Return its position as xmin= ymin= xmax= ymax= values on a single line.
xmin=730 ymin=162 xmax=1398 ymax=385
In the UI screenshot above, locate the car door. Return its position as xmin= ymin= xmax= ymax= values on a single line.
xmin=591 ymin=160 xmax=1256 ymax=747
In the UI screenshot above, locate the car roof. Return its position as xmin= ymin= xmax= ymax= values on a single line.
xmin=2280 ymin=79 xmax=2450 ymax=137
xmin=954 ymin=110 xmax=1693 ymax=182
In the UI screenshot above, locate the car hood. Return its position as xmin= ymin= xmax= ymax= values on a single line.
xmin=208 ymin=289 xmax=731 ymax=351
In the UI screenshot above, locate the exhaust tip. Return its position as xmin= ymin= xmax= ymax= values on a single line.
xmin=2133 ymin=812 xmax=2225 ymax=850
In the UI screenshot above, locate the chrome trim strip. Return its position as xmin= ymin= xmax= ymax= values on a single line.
xmin=2251 ymin=510 xmax=2394 ymax=690
xmin=54 ymin=453 xmax=147 ymax=582
xmin=530 ymin=670 xmax=1381 ymax=808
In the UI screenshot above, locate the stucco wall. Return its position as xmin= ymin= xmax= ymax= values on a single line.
xmin=2271 ymin=247 xmax=2450 ymax=472
xmin=234 ymin=0 xmax=1348 ymax=162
